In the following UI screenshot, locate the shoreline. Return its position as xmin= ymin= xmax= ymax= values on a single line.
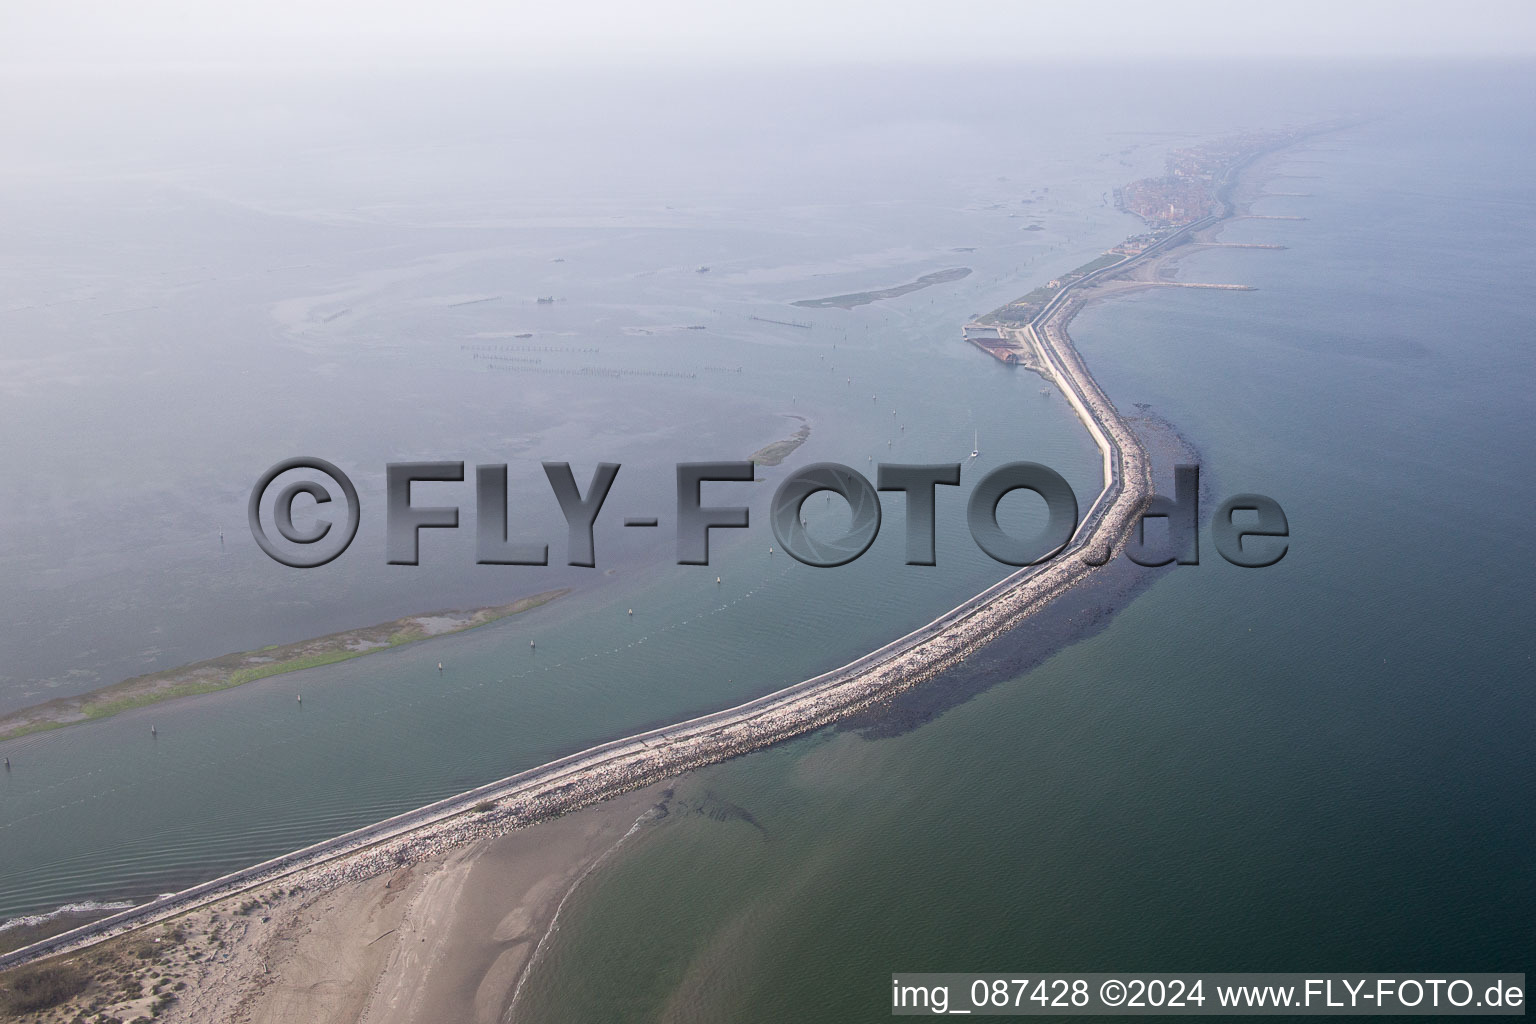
xmin=792 ymin=266 xmax=972 ymax=309
xmin=749 ymin=415 xmax=812 ymax=466
xmin=0 ymin=590 xmax=570 ymax=744
xmin=0 ymin=129 xmax=1311 ymax=989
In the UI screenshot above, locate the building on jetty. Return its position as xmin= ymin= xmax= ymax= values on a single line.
xmin=962 ymin=323 xmax=1022 ymax=364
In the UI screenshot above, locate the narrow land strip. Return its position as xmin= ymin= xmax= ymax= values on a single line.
xmin=0 ymin=591 xmax=569 ymax=743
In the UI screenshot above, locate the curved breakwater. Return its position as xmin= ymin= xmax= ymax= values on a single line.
xmin=0 ymin=228 xmax=1171 ymax=973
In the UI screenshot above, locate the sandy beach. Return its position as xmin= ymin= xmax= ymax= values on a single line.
xmin=219 ymin=784 xmax=667 ymax=1024
xmin=0 ymin=785 xmax=666 ymax=1023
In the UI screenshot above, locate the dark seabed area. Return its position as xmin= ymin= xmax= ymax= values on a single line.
xmin=506 ymin=71 xmax=1536 ymax=1022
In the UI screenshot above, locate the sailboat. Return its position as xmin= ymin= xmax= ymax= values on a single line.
xmin=970 ymin=430 xmax=979 ymax=459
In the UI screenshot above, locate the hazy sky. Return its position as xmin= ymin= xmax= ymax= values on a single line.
xmin=6 ymin=0 xmax=1536 ymax=69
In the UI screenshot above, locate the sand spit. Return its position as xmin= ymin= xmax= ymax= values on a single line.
xmin=749 ymin=416 xmax=811 ymax=466
xmin=0 ymin=590 xmax=569 ymax=743
xmin=792 ymin=267 xmax=973 ymax=309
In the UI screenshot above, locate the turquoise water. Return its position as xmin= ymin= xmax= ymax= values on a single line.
xmin=508 ymin=98 xmax=1536 ymax=1018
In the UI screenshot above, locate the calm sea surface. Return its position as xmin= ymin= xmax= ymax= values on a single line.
xmin=507 ymin=78 xmax=1536 ymax=1020
xmin=1 ymin=63 xmax=1530 ymax=1000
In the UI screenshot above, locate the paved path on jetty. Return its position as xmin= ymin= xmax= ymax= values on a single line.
xmin=0 ymin=200 xmax=1205 ymax=976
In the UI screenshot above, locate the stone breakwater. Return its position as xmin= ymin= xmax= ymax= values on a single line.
xmin=1 ymin=258 xmax=1155 ymax=974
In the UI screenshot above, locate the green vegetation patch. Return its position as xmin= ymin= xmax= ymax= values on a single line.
xmin=0 ymin=589 xmax=570 ymax=742
xmin=750 ymin=420 xmax=811 ymax=466
xmin=0 ymin=963 xmax=90 ymax=1016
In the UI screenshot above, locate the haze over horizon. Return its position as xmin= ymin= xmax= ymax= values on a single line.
xmin=5 ymin=0 xmax=1536 ymax=70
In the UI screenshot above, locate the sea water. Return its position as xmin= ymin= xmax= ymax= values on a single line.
xmin=505 ymin=69 xmax=1536 ymax=1020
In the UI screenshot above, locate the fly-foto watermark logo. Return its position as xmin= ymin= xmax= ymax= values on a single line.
xmin=249 ymin=458 xmax=1287 ymax=571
